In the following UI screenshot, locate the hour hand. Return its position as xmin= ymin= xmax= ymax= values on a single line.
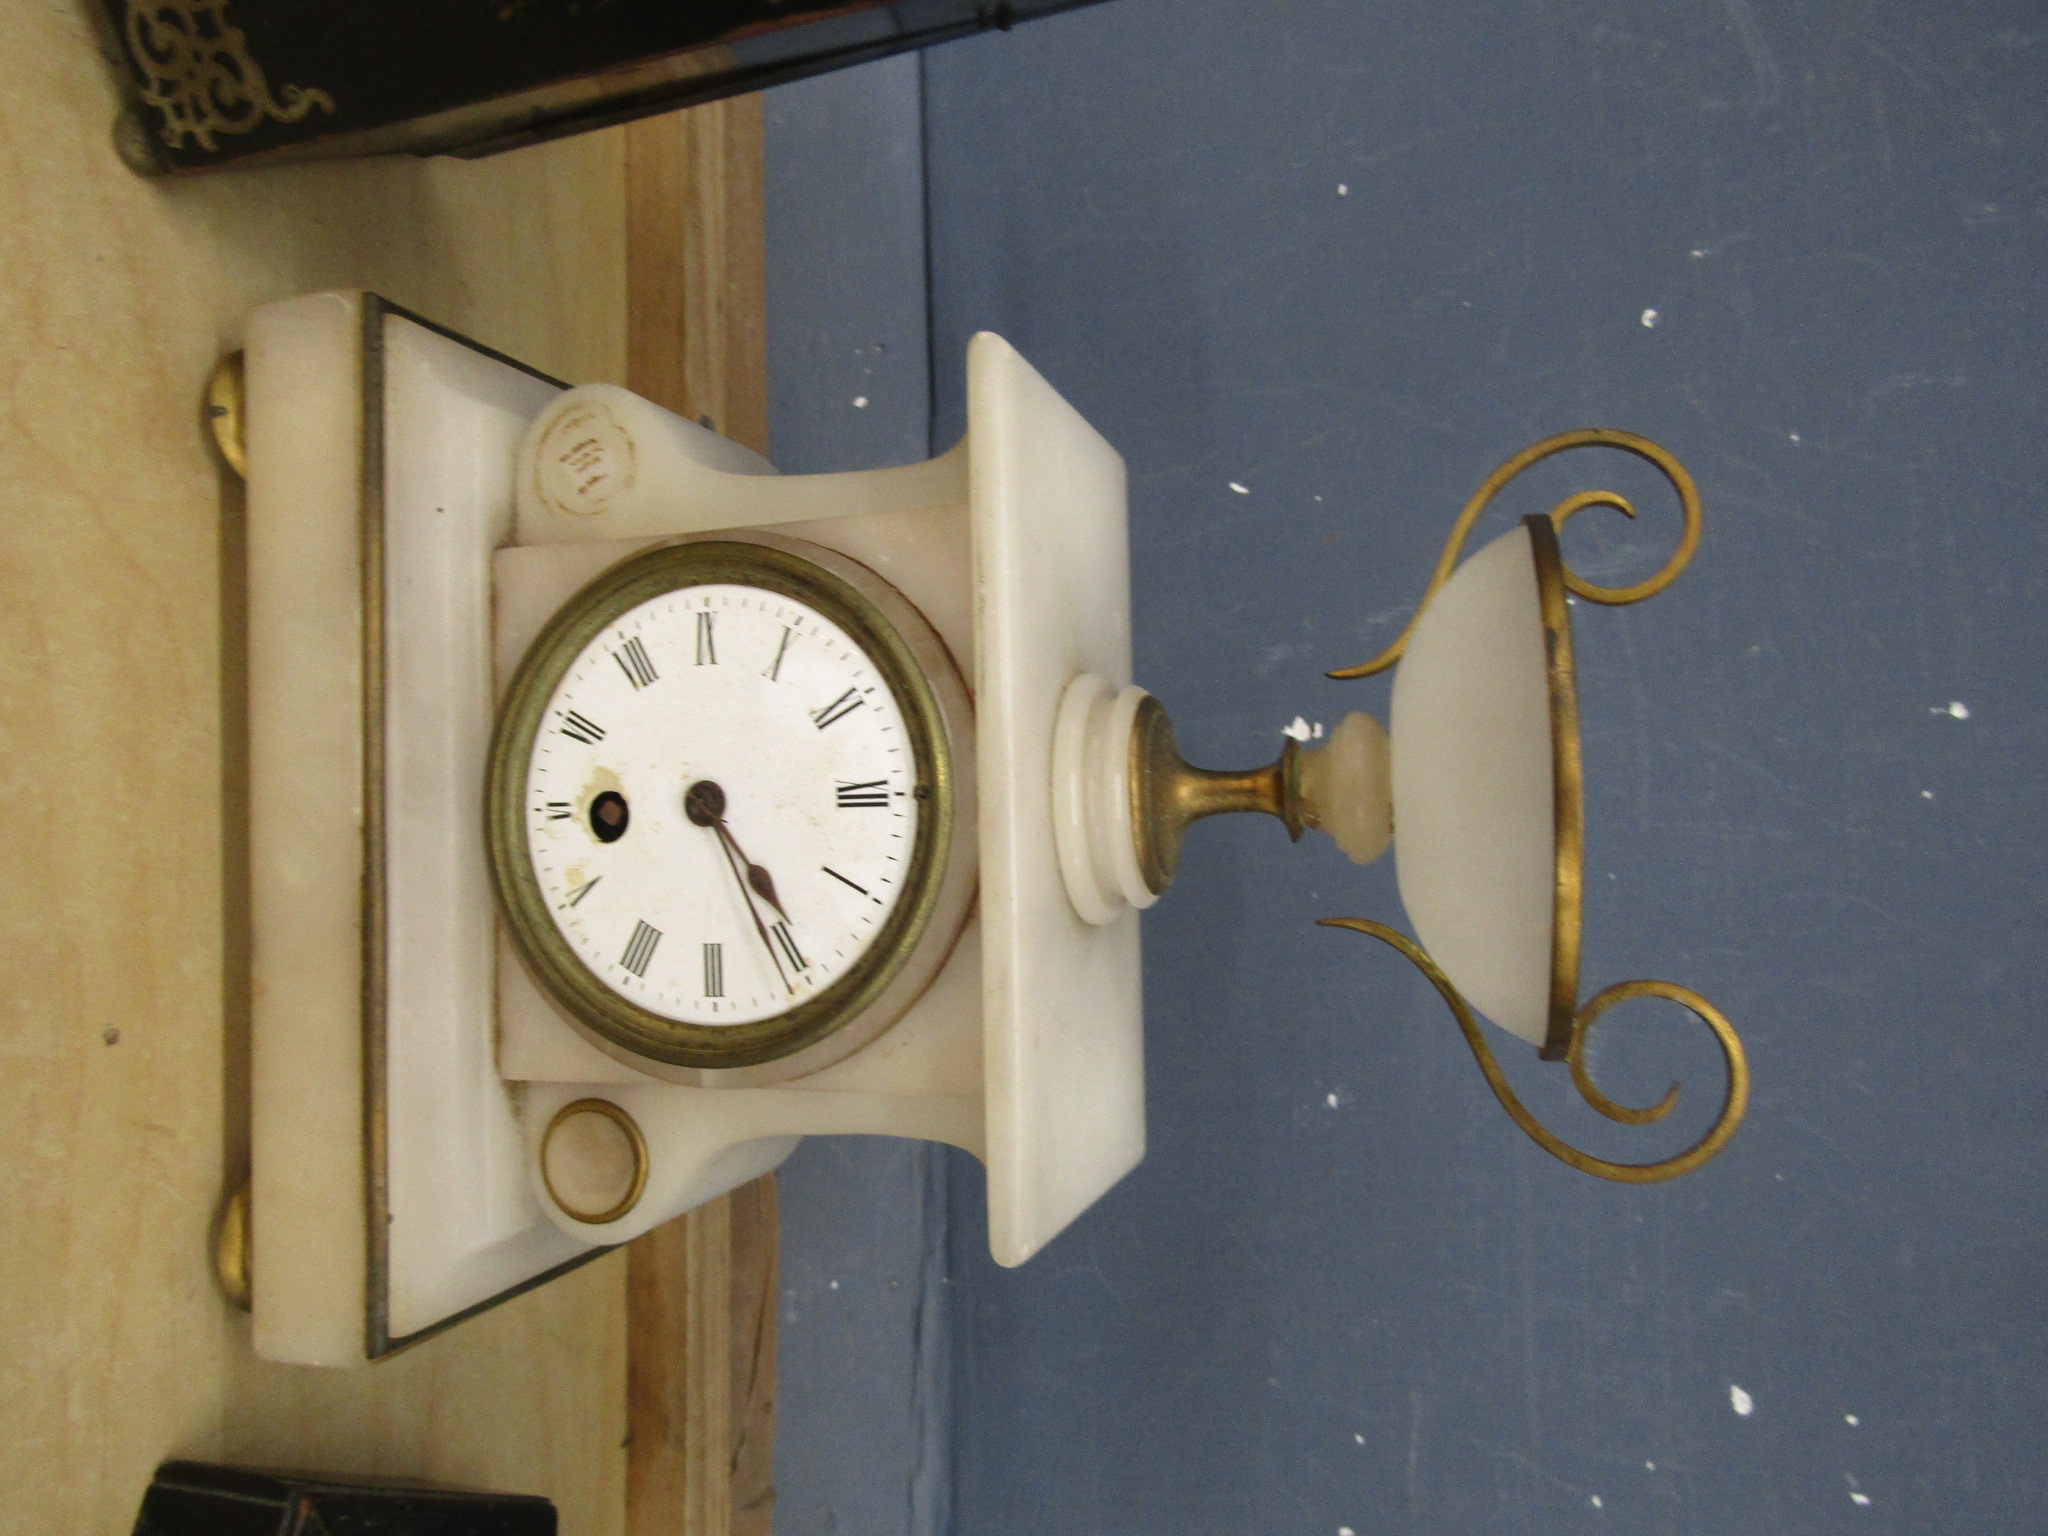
xmin=743 ymin=856 xmax=787 ymax=922
xmin=719 ymin=826 xmax=803 ymax=972
xmin=686 ymin=778 xmax=796 ymax=990
xmin=686 ymin=778 xmax=791 ymax=920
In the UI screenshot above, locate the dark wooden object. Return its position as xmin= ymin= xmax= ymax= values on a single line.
xmin=96 ymin=0 xmax=1117 ymax=175
xmin=132 ymin=1462 xmax=555 ymax=1536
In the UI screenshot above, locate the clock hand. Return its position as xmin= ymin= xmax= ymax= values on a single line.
xmin=749 ymin=858 xmax=785 ymax=920
xmin=717 ymin=821 xmax=789 ymax=923
xmin=687 ymin=779 xmax=794 ymax=993
xmin=709 ymin=813 xmax=807 ymax=982
xmin=711 ymin=822 xmax=812 ymax=983
xmin=685 ymin=778 xmax=793 ymax=921
xmin=714 ymin=822 xmax=793 ymax=994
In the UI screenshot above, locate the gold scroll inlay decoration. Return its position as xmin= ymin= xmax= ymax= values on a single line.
xmin=1323 ymin=429 xmax=1748 ymax=1183
xmin=123 ymin=0 xmax=336 ymax=151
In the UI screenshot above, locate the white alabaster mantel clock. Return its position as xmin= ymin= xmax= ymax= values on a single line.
xmin=219 ymin=291 xmax=1746 ymax=1367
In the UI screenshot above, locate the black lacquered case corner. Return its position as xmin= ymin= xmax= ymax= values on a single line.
xmin=97 ymin=0 xmax=1117 ymax=175
xmin=132 ymin=1461 xmax=556 ymax=1536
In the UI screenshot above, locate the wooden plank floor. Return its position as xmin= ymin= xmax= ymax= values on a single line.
xmin=0 ymin=3 xmax=775 ymax=1529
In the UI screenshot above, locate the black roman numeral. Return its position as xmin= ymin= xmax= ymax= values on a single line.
xmin=811 ymin=687 xmax=864 ymax=730
xmin=770 ymin=921 xmax=807 ymax=972
xmin=620 ymin=919 xmax=661 ymax=978
xmin=543 ymin=801 xmax=574 ymax=820
xmin=695 ymin=611 xmax=717 ymax=666
xmin=559 ymin=710 xmax=605 ymax=745
xmin=563 ymin=876 xmax=601 ymax=908
xmin=836 ymin=779 xmax=890 ymax=808
xmin=765 ymin=626 xmax=793 ymax=681
xmin=822 ymin=866 xmax=868 ymax=896
xmin=613 ymin=635 xmax=657 ymax=689
xmin=702 ymin=942 xmax=724 ymax=997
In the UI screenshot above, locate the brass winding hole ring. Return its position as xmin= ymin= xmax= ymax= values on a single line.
xmin=540 ymin=1098 xmax=650 ymax=1225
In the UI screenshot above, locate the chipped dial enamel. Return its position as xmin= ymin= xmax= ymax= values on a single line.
xmin=524 ymin=582 xmax=915 ymax=1025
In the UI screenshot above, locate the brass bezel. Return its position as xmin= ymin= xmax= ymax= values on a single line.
xmin=1526 ymin=511 xmax=1585 ymax=1061
xmin=487 ymin=530 xmax=974 ymax=1085
xmin=539 ymin=1099 xmax=650 ymax=1225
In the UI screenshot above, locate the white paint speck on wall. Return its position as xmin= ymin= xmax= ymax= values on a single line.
xmin=1851 ymin=1492 xmax=1871 ymax=1507
xmin=1845 ymin=1414 xmax=1860 ymax=1426
xmin=1590 ymin=1495 xmax=1603 ymax=1509
xmin=1229 ymin=481 xmax=1249 ymax=494
xmin=852 ymin=396 xmax=869 ymax=408
xmin=1641 ymin=308 xmax=1661 ymax=328
xmin=1729 ymin=1384 xmax=1754 ymax=1416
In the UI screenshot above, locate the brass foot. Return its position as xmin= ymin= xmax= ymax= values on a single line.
xmin=206 ymin=352 xmax=247 ymax=478
xmin=112 ymin=105 xmax=167 ymax=177
xmin=215 ymin=1180 xmax=251 ymax=1311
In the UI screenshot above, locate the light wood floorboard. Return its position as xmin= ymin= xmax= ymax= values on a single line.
xmin=0 ymin=5 xmax=775 ymax=1529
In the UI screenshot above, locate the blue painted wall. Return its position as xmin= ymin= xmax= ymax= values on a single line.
xmin=770 ymin=3 xmax=2048 ymax=1530
xmin=764 ymin=54 xmax=953 ymax=1536
xmin=923 ymin=3 xmax=2048 ymax=1533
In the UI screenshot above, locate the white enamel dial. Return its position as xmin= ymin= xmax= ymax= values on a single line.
xmin=523 ymin=582 xmax=917 ymax=1025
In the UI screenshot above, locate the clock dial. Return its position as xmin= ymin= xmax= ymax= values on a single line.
xmin=524 ymin=583 xmax=918 ymax=1026
xmin=488 ymin=533 xmax=973 ymax=1081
